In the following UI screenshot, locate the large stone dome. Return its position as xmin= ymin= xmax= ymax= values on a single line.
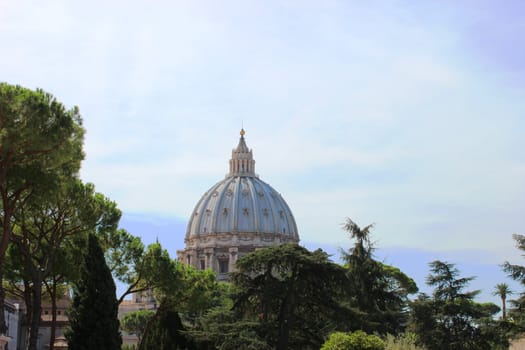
xmin=186 ymin=174 xmax=298 ymax=240
xmin=178 ymin=129 xmax=299 ymax=279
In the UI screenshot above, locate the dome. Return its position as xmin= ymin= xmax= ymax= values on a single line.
xmin=178 ymin=129 xmax=299 ymax=279
xmin=186 ymin=176 xmax=298 ymax=240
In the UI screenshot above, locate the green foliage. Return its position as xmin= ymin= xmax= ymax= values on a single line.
xmin=193 ymin=304 xmax=271 ymax=350
xmin=384 ymin=333 xmax=425 ymax=350
xmin=321 ymin=330 xmax=385 ymax=350
xmin=0 ymin=83 xmax=85 ymax=196
xmin=0 ymin=83 xmax=85 ymax=250
xmin=0 ymin=83 xmax=85 ymax=333
xmin=176 ymin=265 xmax=218 ymax=319
xmin=103 ymin=229 xmax=146 ymax=303
xmin=138 ymin=301 xmax=195 ymax=350
xmin=66 ymin=234 xmax=121 ymax=350
xmin=476 ymin=317 xmax=514 ymax=350
xmin=492 ymin=283 xmax=512 ymax=319
xmin=120 ymin=309 xmax=155 ymax=343
xmin=322 ymin=332 xmax=354 ymax=350
xmin=408 ymin=260 xmax=502 ymax=350
xmin=105 ymin=229 xmax=144 ymax=283
xmin=110 ymin=239 xmax=194 ymax=305
xmin=7 ymin=179 xmax=121 ymax=287
xmin=341 ymin=218 xmax=417 ymax=334
xmin=194 ymin=244 xmax=352 ymax=349
xmin=230 ymin=243 xmax=353 ymax=350
xmin=4 ymin=179 xmax=122 ymax=349
xmin=122 ymin=345 xmax=137 ymax=350
xmin=503 ymin=234 xmax=525 ymax=330
xmin=139 ymin=242 xmax=183 ymax=299
xmin=125 ymin=246 xmax=223 ymax=347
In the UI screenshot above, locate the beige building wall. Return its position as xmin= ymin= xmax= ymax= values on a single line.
xmin=510 ymin=337 xmax=525 ymax=350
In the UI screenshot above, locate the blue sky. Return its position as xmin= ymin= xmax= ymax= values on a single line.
xmin=1 ymin=0 xmax=524 ymax=304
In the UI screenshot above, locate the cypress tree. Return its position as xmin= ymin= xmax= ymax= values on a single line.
xmin=66 ymin=234 xmax=121 ymax=350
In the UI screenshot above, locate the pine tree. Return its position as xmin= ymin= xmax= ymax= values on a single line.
xmin=66 ymin=234 xmax=121 ymax=350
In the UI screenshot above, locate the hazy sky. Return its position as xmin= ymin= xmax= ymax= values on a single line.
xmin=1 ymin=0 xmax=524 ymax=302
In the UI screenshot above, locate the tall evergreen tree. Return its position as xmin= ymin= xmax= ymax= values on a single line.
xmin=341 ymin=218 xmax=417 ymax=334
xmin=409 ymin=260 xmax=502 ymax=350
xmin=66 ymin=234 xmax=121 ymax=350
xmin=503 ymin=234 xmax=525 ymax=328
xmin=230 ymin=244 xmax=353 ymax=350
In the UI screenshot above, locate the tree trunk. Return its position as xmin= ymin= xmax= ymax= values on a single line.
xmin=276 ymin=269 xmax=297 ymax=350
xmin=277 ymin=292 xmax=295 ymax=350
xmin=21 ymin=279 xmax=32 ymax=348
xmin=502 ymin=296 xmax=506 ymax=319
xmin=0 ymin=270 xmax=6 ymax=335
xmin=27 ymin=275 xmax=42 ymax=350
xmin=0 ymin=210 xmax=14 ymax=335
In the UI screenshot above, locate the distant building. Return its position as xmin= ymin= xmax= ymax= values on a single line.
xmin=1 ymin=300 xmax=20 ymax=350
xmin=9 ymin=290 xmax=155 ymax=350
xmin=178 ymin=129 xmax=300 ymax=279
xmin=510 ymin=336 xmax=525 ymax=350
xmin=13 ymin=293 xmax=71 ymax=350
xmin=118 ymin=290 xmax=156 ymax=348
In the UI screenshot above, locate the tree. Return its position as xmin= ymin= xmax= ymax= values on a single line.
xmin=408 ymin=260 xmax=501 ymax=350
xmin=0 ymin=83 xmax=84 ymax=333
xmin=384 ymin=333 xmax=425 ymax=350
xmin=192 ymin=303 xmax=271 ymax=350
xmin=321 ymin=330 xmax=385 ymax=350
xmin=503 ymin=234 xmax=525 ymax=328
xmin=341 ymin=218 xmax=417 ymax=334
xmin=66 ymin=234 xmax=121 ymax=350
xmin=103 ymin=228 xmax=146 ymax=303
xmin=105 ymin=237 xmax=187 ymax=307
xmin=493 ymin=283 xmax=513 ymax=320
xmin=23 ymin=181 xmax=119 ymax=349
xmin=121 ymin=310 xmax=155 ymax=344
xmin=230 ymin=243 xmax=353 ymax=350
xmin=138 ymin=300 xmax=195 ymax=350
xmin=4 ymin=180 xmax=121 ymax=350
xmin=122 ymin=243 xmax=220 ymax=348
xmin=322 ymin=332 xmax=354 ymax=350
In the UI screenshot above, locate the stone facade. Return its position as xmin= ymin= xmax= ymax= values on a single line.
xmin=8 ymin=291 xmax=155 ymax=350
xmin=178 ymin=130 xmax=300 ymax=279
xmin=2 ymin=300 xmax=20 ymax=350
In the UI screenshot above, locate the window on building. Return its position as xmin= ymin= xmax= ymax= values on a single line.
xmin=219 ymin=259 xmax=229 ymax=273
xmin=200 ymin=259 xmax=206 ymax=270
